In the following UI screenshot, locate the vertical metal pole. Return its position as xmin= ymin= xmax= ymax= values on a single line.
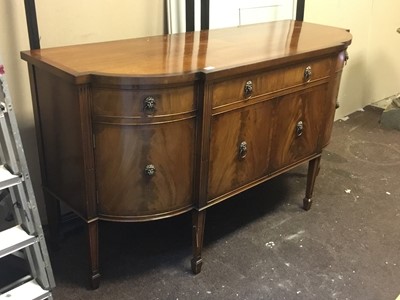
xmin=296 ymin=0 xmax=305 ymax=21
xmin=186 ymin=0 xmax=195 ymax=32
xmin=163 ymin=0 xmax=169 ymax=34
xmin=24 ymin=0 xmax=41 ymax=50
xmin=201 ymin=0 xmax=209 ymax=30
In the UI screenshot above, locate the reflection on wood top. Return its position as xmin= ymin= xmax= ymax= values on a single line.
xmin=21 ymin=20 xmax=352 ymax=79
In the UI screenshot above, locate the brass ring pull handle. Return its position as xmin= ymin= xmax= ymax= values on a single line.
xmin=397 ymin=28 xmax=400 ymax=34
xmin=239 ymin=141 xmax=248 ymax=159
xmin=143 ymin=96 xmax=156 ymax=115
xmin=144 ymin=164 xmax=156 ymax=176
xmin=304 ymin=66 xmax=312 ymax=82
xmin=244 ymin=80 xmax=253 ymax=98
xmin=296 ymin=121 xmax=304 ymax=137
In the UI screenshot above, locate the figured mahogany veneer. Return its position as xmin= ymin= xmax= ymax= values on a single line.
xmin=21 ymin=20 xmax=352 ymax=289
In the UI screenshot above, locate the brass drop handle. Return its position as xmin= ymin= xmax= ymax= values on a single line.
xmin=144 ymin=164 xmax=156 ymax=176
xmin=304 ymin=66 xmax=312 ymax=82
xmin=296 ymin=121 xmax=304 ymax=137
xmin=239 ymin=141 xmax=248 ymax=159
xmin=143 ymin=96 xmax=156 ymax=115
xmin=344 ymin=50 xmax=349 ymax=65
xmin=397 ymin=28 xmax=400 ymax=34
xmin=244 ymin=80 xmax=253 ymax=98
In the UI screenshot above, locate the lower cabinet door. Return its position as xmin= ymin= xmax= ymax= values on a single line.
xmin=208 ymin=100 xmax=274 ymax=201
xmin=269 ymin=84 xmax=329 ymax=171
xmin=94 ymin=119 xmax=195 ymax=220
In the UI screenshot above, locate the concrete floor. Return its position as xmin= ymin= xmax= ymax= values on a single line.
xmin=2 ymin=106 xmax=400 ymax=299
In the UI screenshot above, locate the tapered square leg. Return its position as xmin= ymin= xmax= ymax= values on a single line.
xmin=191 ymin=210 xmax=206 ymax=274
xmin=87 ymin=220 xmax=100 ymax=289
xmin=303 ymin=156 xmax=321 ymax=211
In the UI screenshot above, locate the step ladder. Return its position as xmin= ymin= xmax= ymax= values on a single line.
xmin=0 ymin=58 xmax=55 ymax=299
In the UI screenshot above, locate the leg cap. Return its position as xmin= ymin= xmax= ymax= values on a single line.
xmin=90 ymin=273 xmax=101 ymax=290
xmin=303 ymin=198 xmax=312 ymax=211
xmin=191 ymin=258 xmax=203 ymax=274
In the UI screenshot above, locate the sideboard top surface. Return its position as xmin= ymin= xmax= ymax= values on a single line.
xmin=21 ymin=20 xmax=352 ymax=82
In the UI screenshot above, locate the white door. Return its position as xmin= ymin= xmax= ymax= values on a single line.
xmin=167 ymin=0 xmax=297 ymax=33
xmin=210 ymin=0 xmax=297 ymax=29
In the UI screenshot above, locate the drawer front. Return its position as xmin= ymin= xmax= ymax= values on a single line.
xmin=211 ymin=57 xmax=332 ymax=108
xmin=92 ymin=85 xmax=196 ymax=118
xmin=95 ymin=119 xmax=195 ymax=219
xmin=269 ymin=84 xmax=329 ymax=171
xmin=207 ymin=100 xmax=274 ymax=201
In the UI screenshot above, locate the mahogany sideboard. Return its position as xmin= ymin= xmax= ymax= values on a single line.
xmin=21 ymin=20 xmax=352 ymax=289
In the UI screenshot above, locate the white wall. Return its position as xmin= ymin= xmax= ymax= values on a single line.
xmin=366 ymin=1 xmax=400 ymax=103
xmin=37 ymin=0 xmax=164 ymax=48
xmin=0 ymin=0 xmax=164 ymax=222
xmin=167 ymin=0 xmax=297 ymax=33
xmin=305 ymin=0 xmax=400 ymax=119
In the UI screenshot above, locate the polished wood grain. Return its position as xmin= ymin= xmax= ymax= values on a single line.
xmin=211 ymin=56 xmax=332 ymax=108
xmin=208 ymin=100 xmax=273 ymax=200
xmin=21 ymin=21 xmax=351 ymax=82
xmin=94 ymin=119 xmax=195 ymax=220
xmin=303 ymin=156 xmax=322 ymax=210
xmin=320 ymin=51 xmax=347 ymax=148
xmin=92 ymin=85 xmax=196 ymax=118
xmin=33 ymin=67 xmax=91 ymax=219
xmin=191 ymin=210 xmax=206 ymax=274
xmin=269 ymin=84 xmax=329 ymax=171
xmin=21 ymin=21 xmax=352 ymax=289
xmin=87 ymin=220 xmax=100 ymax=289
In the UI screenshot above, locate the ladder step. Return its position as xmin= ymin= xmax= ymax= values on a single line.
xmin=0 ymin=165 xmax=21 ymax=190
xmin=1 ymin=57 xmax=54 ymax=296
xmin=0 ymin=225 xmax=36 ymax=259
xmin=0 ymin=279 xmax=51 ymax=300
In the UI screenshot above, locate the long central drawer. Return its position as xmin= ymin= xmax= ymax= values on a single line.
xmin=211 ymin=57 xmax=332 ymax=109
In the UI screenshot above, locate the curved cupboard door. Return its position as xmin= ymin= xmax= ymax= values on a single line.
xmin=94 ymin=120 xmax=195 ymax=221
